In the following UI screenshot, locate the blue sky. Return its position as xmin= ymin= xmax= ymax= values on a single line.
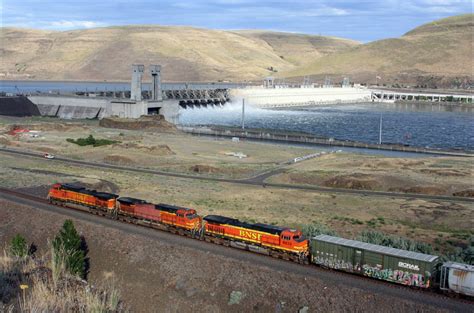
xmin=1 ymin=0 xmax=472 ymax=42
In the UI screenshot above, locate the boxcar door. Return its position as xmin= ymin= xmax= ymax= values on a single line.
xmin=354 ymin=250 xmax=363 ymax=273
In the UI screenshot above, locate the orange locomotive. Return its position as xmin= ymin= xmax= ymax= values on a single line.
xmin=48 ymin=184 xmax=201 ymax=235
xmin=203 ymin=215 xmax=309 ymax=262
xmin=116 ymin=197 xmax=201 ymax=233
xmin=47 ymin=184 xmax=308 ymax=262
xmin=48 ymin=183 xmax=118 ymax=211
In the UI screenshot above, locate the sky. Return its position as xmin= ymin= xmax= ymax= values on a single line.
xmin=1 ymin=0 xmax=472 ymax=42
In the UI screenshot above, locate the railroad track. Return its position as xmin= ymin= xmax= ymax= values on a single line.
xmin=1 ymin=147 xmax=473 ymax=203
xmin=0 ymin=187 xmax=472 ymax=312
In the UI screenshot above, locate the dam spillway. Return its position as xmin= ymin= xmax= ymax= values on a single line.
xmin=229 ymin=87 xmax=372 ymax=108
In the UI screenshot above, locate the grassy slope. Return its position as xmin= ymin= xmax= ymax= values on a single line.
xmin=233 ymin=30 xmax=359 ymax=66
xmin=282 ymin=14 xmax=474 ymax=80
xmin=0 ymin=26 xmax=358 ymax=82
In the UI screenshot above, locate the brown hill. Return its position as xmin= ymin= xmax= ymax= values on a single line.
xmin=0 ymin=26 xmax=358 ymax=82
xmin=281 ymin=14 xmax=474 ymax=88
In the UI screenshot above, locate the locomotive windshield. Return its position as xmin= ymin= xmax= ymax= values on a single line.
xmin=293 ymin=235 xmax=306 ymax=242
xmin=186 ymin=213 xmax=198 ymax=219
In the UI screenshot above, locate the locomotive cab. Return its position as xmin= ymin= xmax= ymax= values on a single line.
xmin=47 ymin=183 xmax=61 ymax=199
xmin=156 ymin=204 xmax=202 ymax=231
xmin=280 ymin=229 xmax=309 ymax=254
xmin=180 ymin=209 xmax=198 ymax=219
xmin=178 ymin=208 xmax=201 ymax=229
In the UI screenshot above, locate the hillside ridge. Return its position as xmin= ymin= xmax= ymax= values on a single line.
xmin=1 ymin=14 xmax=472 ymax=87
xmin=281 ymin=14 xmax=473 ymax=88
xmin=0 ymin=25 xmax=357 ymax=82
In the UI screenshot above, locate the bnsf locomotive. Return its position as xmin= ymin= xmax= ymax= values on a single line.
xmin=47 ymin=183 xmax=474 ymax=297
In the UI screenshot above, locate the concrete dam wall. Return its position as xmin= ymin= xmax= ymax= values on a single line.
xmin=28 ymin=95 xmax=109 ymax=119
xmin=0 ymin=96 xmax=41 ymax=117
xmin=230 ymin=87 xmax=372 ymax=108
xmin=27 ymin=95 xmax=180 ymax=123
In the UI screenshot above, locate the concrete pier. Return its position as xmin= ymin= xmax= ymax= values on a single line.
xmin=371 ymin=89 xmax=473 ymax=103
xmin=150 ymin=65 xmax=163 ymax=101
xmin=130 ymin=64 xmax=145 ymax=101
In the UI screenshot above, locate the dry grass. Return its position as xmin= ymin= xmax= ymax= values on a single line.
xmin=19 ymin=276 xmax=122 ymax=312
xmin=0 ymin=117 xmax=472 ymax=254
xmin=0 ymin=119 xmax=314 ymax=179
xmin=281 ymin=14 xmax=473 ymax=85
xmin=0 ymin=248 xmax=125 ymax=312
xmin=269 ymin=153 xmax=474 ymax=196
xmin=0 ymin=25 xmax=356 ymax=82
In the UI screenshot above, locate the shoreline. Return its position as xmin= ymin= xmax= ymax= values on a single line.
xmin=178 ymin=125 xmax=474 ymax=157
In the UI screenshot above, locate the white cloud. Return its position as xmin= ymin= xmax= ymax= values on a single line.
xmin=48 ymin=20 xmax=105 ymax=29
xmin=297 ymin=7 xmax=349 ymax=17
xmin=418 ymin=0 xmax=466 ymax=4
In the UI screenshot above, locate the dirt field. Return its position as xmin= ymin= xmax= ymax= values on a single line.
xmin=0 ymin=116 xmax=472 ymax=253
xmin=269 ymin=153 xmax=474 ymax=197
xmin=0 ymin=116 xmax=315 ymax=179
xmin=0 ymin=201 xmax=461 ymax=313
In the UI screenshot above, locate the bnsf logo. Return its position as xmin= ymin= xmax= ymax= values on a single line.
xmin=239 ymin=230 xmax=262 ymax=241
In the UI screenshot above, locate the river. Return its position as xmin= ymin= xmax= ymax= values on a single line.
xmin=179 ymin=102 xmax=473 ymax=151
xmin=1 ymin=81 xmax=472 ymax=150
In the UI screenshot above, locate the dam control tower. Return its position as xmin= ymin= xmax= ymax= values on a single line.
xmin=130 ymin=64 xmax=145 ymax=101
xmin=150 ymin=65 xmax=163 ymax=101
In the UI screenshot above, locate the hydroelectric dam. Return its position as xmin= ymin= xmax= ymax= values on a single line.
xmin=2 ymin=65 xmax=472 ymax=123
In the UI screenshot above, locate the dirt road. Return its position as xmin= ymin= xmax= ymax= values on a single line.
xmin=0 ymin=147 xmax=472 ymax=204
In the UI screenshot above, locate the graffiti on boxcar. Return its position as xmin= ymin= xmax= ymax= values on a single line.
xmin=362 ymin=265 xmax=431 ymax=288
xmin=314 ymin=256 xmax=361 ymax=272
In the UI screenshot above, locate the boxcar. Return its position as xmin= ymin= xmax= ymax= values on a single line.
xmin=440 ymin=262 xmax=474 ymax=297
xmin=310 ymin=235 xmax=439 ymax=288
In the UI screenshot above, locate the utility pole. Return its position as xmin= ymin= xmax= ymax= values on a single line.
xmin=379 ymin=114 xmax=383 ymax=145
xmin=241 ymin=98 xmax=245 ymax=130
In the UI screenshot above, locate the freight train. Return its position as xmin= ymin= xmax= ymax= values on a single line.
xmin=47 ymin=183 xmax=474 ymax=297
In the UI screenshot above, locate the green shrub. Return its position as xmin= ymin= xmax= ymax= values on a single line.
xmin=441 ymin=236 xmax=474 ymax=265
xmin=357 ymin=230 xmax=433 ymax=254
xmin=10 ymin=234 xmax=28 ymax=258
xmin=52 ymin=220 xmax=86 ymax=278
xmin=366 ymin=219 xmax=378 ymax=228
xmin=67 ymin=135 xmax=118 ymax=147
xmin=302 ymin=222 xmax=338 ymax=237
xmin=351 ymin=218 xmax=364 ymax=225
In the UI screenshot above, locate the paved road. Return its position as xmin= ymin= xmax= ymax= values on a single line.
xmin=1 ymin=147 xmax=473 ymax=203
xmin=0 ymin=190 xmax=472 ymax=312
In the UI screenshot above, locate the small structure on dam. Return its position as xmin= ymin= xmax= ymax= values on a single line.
xmin=25 ymin=64 xmax=231 ymax=122
xmin=130 ymin=64 xmax=145 ymax=101
xmin=150 ymin=65 xmax=163 ymax=101
xmin=27 ymin=64 xmax=180 ymax=122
